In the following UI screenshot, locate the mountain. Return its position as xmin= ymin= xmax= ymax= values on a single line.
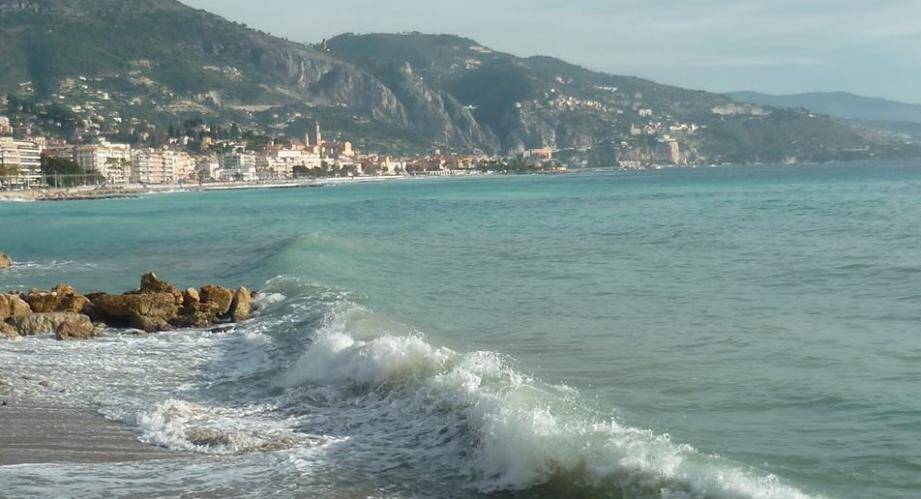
xmin=1 ymin=0 xmax=918 ymax=164
xmin=727 ymin=91 xmax=921 ymax=124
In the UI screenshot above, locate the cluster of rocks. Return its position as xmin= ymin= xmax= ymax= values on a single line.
xmin=0 ymin=273 xmax=255 ymax=342
xmin=0 ymin=252 xmax=11 ymax=269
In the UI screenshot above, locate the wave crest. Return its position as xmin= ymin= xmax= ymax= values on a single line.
xmin=276 ymin=300 xmax=815 ymax=499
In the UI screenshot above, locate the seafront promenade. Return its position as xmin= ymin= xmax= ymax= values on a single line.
xmin=0 ymin=175 xmax=415 ymax=202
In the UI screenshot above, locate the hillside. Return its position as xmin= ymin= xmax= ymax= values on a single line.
xmin=1 ymin=0 xmax=918 ymax=164
xmin=728 ymin=91 xmax=921 ymax=124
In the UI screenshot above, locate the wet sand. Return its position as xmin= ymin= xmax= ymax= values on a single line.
xmin=0 ymin=402 xmax=175 ymax=466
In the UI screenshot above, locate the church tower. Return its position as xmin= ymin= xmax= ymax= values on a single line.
xmin=315 ymin=121 xmax=323 ymax=146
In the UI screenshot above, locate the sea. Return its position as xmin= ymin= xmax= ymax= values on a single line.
xmin=1 ymin=162 xmax=919 ymax=498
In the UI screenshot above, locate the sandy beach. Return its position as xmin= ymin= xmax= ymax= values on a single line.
xmin=0 ymin=397 xmax=174 ymax=466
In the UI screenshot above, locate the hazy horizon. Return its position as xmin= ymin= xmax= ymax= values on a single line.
xmin=181 ymin=0 xmax=921 ymax=105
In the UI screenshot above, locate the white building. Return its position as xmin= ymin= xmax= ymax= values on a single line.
xmin=196 ymin=156 xmax=221 ymax=181
xmin=131 ymin=148 xmax=195 ymax=184
xmin=0 ymin=116 xmax=12 ymax=136
xmin=220 ymin=150 xmax=257 ymax=182
xmin=131 ymin=149 xmax=166 ymax=184
xmin=165 ymin=150 xmax=194 ymax=182
xmin=76 ymin=141 xmax=131 ymax=184
xmin=0 ymin=137 xmax=43 ymax=188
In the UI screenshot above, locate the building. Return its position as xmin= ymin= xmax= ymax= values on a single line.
xmin=326 ymin=141 xmax=354 ymax=159
xmin=132 ymin=148 xmax=195 ymax=184
xmin=0 ymin=137 xmax=43 ymax=188
xmin=0 ymin=116 xmax=12 ymax=136
xmin=42 ymin=141 xmax=76 ymax=161
xmin=196 ymin=155 xmax=221 ymax=182
xmin=75 ymin=141 xmax=131 ymax=184
xmin=219 ymin=149 xmax=257 ymax=182
xmin=256 ymin=148 xmax=305 ymax=180
xmin=165 ymin=150 xmax=194 ymax=182
xmin=131 ymin=148 xmax=167 ymax=184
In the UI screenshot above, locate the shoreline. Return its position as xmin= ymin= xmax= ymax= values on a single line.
xmin=0 ymin=389 xmax=176 ymax=466
xmin=0 ymin=173 xmax=473 ymax=202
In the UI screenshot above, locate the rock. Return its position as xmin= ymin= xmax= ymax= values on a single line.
xmin=229 ymin=287 xmax=253 ymax=322
xmin=0 ymin=322 xmax=20 ymax=341
xmin=173 ymin=299 xmax=230 ymax=328
xmin=89 ymin=292 xmax=180 ymax=333
xmin=0 ymin=294 xmax=31 ymax=321
xmin=182 ymin=288 xmax=200 ymax=307
xmin=139 ymin=272 xmax=171 ymax=293
xmin=10 ymin=313 xmax=94 ymax=337
xmin=22 ymin=286 xmax=90 ymax=314
xmin=131 ymin=315 xmax=174 ymax=333
xmin=0 ymin=252 xmax=11 ymax=269
xmin=51 ymin=283 xmax=77 ymax=296
xmin=136 ymin=272 xmax=183 ymax=305
xmin=199 ymin=285 xmax=234 ymax=316
xmin=55 ymin=318 xmax=98 ymax=341
xmin=185 ymin=428 xmax=232 ymax=448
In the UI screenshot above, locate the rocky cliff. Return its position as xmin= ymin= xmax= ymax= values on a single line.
xmin=1 ymin=0 xmax=918 ymax=163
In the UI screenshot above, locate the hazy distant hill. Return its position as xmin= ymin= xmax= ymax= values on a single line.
xmin=728 ymin=91 xmax=921 ymax=124
xmin=1 ymin=0 xmax=918 ymax=163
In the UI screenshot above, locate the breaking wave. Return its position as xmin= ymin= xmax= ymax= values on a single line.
xmin=0 ymin=275 xmax=816 ymax=498
xmin=267 ymin=281 xmax=815 ymax=499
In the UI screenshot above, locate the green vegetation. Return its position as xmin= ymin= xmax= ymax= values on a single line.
xmin=0 ymin=0 xmax=918 ymax=164
xmin=40 ymin=156 xmax=103 ymax=187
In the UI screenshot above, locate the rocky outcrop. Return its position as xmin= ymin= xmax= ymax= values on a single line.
xmin=0 ymin=252 xmax=11 ymax=269
xmin=183 ymin=288 xmax=200 ymax=307
xmin=22 ymin=284 xmax=91 ymax=314
xmin=137 ymin=272 xmax=184 ymax=304
xmin=89 ymin=292 xmax=180 ymax=333
xmin=10 ymin=312 xmax=94 ymax=337
xmin=229 ymin=287 xmax=253 ymax=322
xmin=0 ymin=321 xmax=20 ymax=341
xmin=0 ymin=294 xmax=32 ymax=321
xmin=174 ymin=284 xmax=250 ymax=328
xmin=55 ymin=319 xmax=98 ymax=341
xmin=3 ymin=273 xmax=257 ymax=339
xmin=199 ymin=285 xmax=234 ymax=316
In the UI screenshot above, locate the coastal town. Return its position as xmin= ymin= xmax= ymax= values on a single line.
xmin=0 ymin=89 xmax=566 ymax=197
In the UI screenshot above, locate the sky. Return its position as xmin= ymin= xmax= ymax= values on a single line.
xmin=182 ymin=0 xmax=921 ymax=104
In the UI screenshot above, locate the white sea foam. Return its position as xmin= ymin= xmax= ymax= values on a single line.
xmin=0 ymin=281 xmax=817 ymax=498
xmin=5 ymin=260 xmax=98 ymax=273
xmin=279 ymin=303 xmax=816 ymax=499
xmin=137 ymin=399 xmax=302 ymax=454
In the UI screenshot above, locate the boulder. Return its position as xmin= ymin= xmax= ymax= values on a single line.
xmin=199 ymin=285 xmax=233 ymax=316
xmin=136 ymin=272 xmax=183 ymax=305
xmin=229 ymin=287 xmax=253 ymax=322
xmin=0 ymin=322 xmax=20 ymax=341
xmin=173 ymin=301 xmax=227 ymax=328
xmin=0 ymin=294 xmax=32 ymax=321
xmin=55 ymin=318 xmax=98 ymax=341
xmin=22 ymin=285 xmax=90 ymax=314
xmin=51 ymin=283 xmax=77 ymax=296
xmin=0 ymin=252 xmax=11 ymax=269
xmin=89 ymin=292 xmax=180 ymax=333
xmin=185 ymin=428 xmax=232 ymax=448
xmin=182 ymin=288 xmax=200 ymax=307
xmin=10 ymin=313 xmax=94 ymax=337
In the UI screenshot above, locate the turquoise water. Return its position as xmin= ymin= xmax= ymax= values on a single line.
xmin=1 ymin=163 xmax=920 ymax=498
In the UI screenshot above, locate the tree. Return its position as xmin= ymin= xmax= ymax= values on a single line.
xmin=0 ymin=164 xmax=21 ymax=179
xmin=41 ymin=155 xmax=101 ymax=187
xmin=293 ymin=164 xmax=310 ymax=178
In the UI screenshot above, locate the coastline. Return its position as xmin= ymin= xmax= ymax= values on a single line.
xmin=0 ymin=174 xmax=424 ymax=202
